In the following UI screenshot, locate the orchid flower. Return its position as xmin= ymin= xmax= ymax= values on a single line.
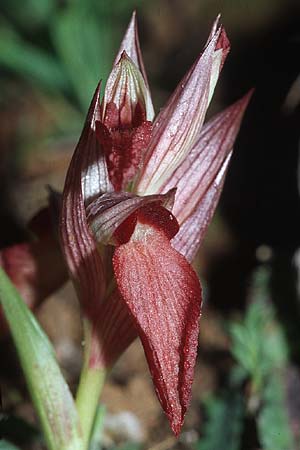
xmin=60 ymin=12 xmax=251 ymax=439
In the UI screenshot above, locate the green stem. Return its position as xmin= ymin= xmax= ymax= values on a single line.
xmin=76 ymin=321 xmax=107 ymax=450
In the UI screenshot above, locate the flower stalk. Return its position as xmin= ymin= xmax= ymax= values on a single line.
xmin=75 ymin=319 xmax=107 ymax=450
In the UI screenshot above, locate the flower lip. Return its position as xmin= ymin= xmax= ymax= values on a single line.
xmin=114 ymin=202 xmax=179 ymax=245
xmin=86 ymin=189 xmax=176 ymax=246
xmin=113 ymin=225 xmax=202 ymax=435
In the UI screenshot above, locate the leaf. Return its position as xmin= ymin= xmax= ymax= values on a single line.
xmin=0 ymin=22 xmax=68 ymax=92
xmin=0 ymin=268 xmax=83 ymax=450
xmin=0 ymin=441 xmax=22 ymax=450
xmin=2 ymin=0 xmax=55 ymax=29
xmin=51 ymin=5 xmax=117 ymax=110
xmin=227 ymin=267 xmax=293 ymax=449
xmin=229 ymin=268 xmax=289 ymax=391
xmin=196 ymin=391 xmax=244 ymax=450
xmin=258 ymin=373 xmax=295 ymax=450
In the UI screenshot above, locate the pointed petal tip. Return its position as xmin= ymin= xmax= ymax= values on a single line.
xmin=217 ymin=26 xmax=230 ymax=52
xmin=171 ymin=417 xmax=184 ymax=437
xmin=85 ymin=80 xmax=102 ymax=125
xmin=114 ymin=9 xmax=150 ymax=89
xmin=208 ymin=14 xmax=230 ymax=49
xmin=242 ymin=87 xmax=255 ymax=105
xmin=131 ymin=10 xmax=137 ymax=22
xmin=208 ymin=14 xmax=221 ymax=39
xmin=231 ymin=88 xmax=254 ymax=119
xmin=115 ymin=50 xmax=131 ymax=66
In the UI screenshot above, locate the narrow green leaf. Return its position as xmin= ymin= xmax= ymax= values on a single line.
xmin=51 ymin=5 xmax=116 ymax=110
xmin=0 ymin=268 xmax=83 ymax=450
xmin=2 ymin=0 xmax=55 ymax=29
xmin=0 ymin=22 xmax=68 ymax=92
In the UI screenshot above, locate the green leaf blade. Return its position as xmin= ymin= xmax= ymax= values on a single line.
xmin=0 ymin=268 xmax=83 ymax=450
xmin=0 ymin=22 xmax=68 ymax=92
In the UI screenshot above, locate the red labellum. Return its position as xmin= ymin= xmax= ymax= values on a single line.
xmin=113 ymin=228 xmax=202 ymax=435
xmin=135 ymin=203 xmax=179 ymax=241
xmin=114 ymin=211 xmax=138 ymax=245
xmin=113 ymin=201 xmax=201 ymax=435
xmin=114 ymin=202 xmax=179 ymax=245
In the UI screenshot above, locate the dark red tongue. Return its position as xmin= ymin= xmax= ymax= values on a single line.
xmin=96 ymin=101 xmax=152 ymax=191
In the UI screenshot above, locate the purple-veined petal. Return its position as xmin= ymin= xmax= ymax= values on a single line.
xmin=87 ymin=288 xmax=138 ymax=368
xmin=172 ymin=154 xmax=231 ymax=262
xmin=102 ymin=52 xmax=154 ymax=124
xmin=135 ymin=21 xmax=230 ymax=195
xmin=113 ymin=223 xmax=202 ymax=435
xmin=60 ymin=85 xmax=111 ymax=318
xmin=80 ymin=83 xmax=113 ymax=203
xmin=170 ymin=91 xmax=253 ymax=261
xmin=162 ymin=92 xmax=252 ymax=224
xmin=208 ymin=27 xmax=230 ymax=103
xmin=86 ymin=189 xmax=176 ymax=245
xmin=205 ymin=15 xmax=230 ymax=103
xmin=114 ymin=11 xmax=150 ymax=89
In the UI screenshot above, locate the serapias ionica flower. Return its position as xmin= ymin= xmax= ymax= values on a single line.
xmin=60 ymin=12 xmax=251 ymax=435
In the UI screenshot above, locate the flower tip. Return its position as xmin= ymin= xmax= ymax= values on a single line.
xmin=114 ymin=13 xmax=138 ymax=66
xmin=244 ymin=87 xmax=255 ymax=103
xmin=170 ymin=417 xmax=184 ymax=437
xmin=208 ymin=14 xmax=221 ymax=39
xmin=131 ymin=10 xmax=137 ymax=22
xmin=217 ymin=26 xmax=230 ymax=52
xmin=207 ymin=16 xmax=230 ymax=69
xmin=213 ymin=24 xmax=230 ymax=72
xmin=117 ymin=50 xmax=131 ymax=65
xmin=234 ymin=88 xmax=254 ymax=116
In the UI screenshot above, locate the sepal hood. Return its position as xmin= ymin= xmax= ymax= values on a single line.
xmin=135 ymin=21 xmax=230 ymax=195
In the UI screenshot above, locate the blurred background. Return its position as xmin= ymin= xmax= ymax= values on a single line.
xmin=0 ymin=0 xmax=300 ymax=449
